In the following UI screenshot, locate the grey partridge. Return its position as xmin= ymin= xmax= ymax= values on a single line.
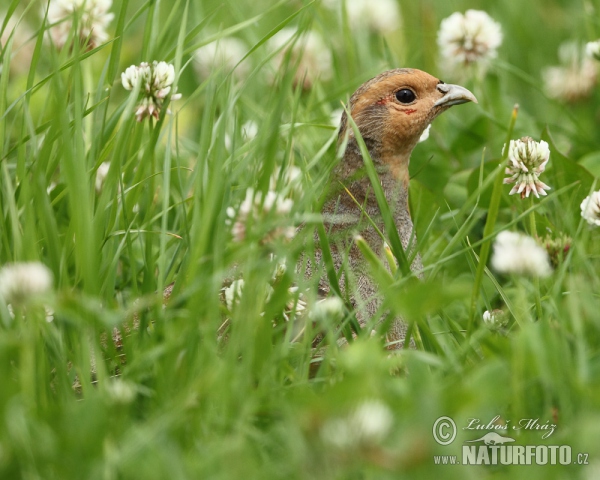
xmin=313 ymin=68 xmax=477 ymax=348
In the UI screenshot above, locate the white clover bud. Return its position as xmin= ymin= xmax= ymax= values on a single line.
xmin=503 ymin=137 xmax=551 ymax=199
xmin=0 ymin=262 xmax=53 ymax=305
xmin=491 ymin=231 xmax=553 ymax=278
xmin=586 ymin=40 xmax=600 ymax=61
xmin=580 ymin=191 xmax=600 ymax=226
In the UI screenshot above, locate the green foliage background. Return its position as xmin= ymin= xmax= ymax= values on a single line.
xmin=1 ymin=0 xmax=600 ymax=478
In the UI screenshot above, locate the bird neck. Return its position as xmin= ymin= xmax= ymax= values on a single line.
xmin=328 ymin=139 xmax=414 ymax=246
xmin=337 ymin=138 xmax=411 ymax=211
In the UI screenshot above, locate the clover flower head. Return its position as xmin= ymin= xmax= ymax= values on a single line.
xmin=437 ymin=9 xmax=502 ymax=77
xmin=105 ymin=379 xmax=136 ymax=405
xmin=581 ymin=191 xmax=600 ymax=227
xmin=543 ymin=41 xmax=597 ymax=102
xmin=491 ymin=231 xmax=553 ymax=278
xmin=503 ymin=137 xmax=551 ymax=199
xmin=1 ymin=11 xmax=36 ymax=76
xmin=241 ymin=120 xmax=258 ymax=141
xmin=268 ymin=27 xmax=332 ymax=89
xmin=224 ymin=279 xmax=245 ymax=311
xmin=483 ymin=309 xmax=508 ymax=329
xmin=227 ymin=187 xmax=295 ymax=243
xmin=269 ymin=165 xmax=303 ymax=198
xmin=47 ymin=0 xmax=114 ymax=49
xmin=0 ymin=262 xmax=53 ymax=305
xmin=586 ymin=40 xmax=600 ymax=61
xmin=323 ymin=0 xmax=400 ymax=34
xmin=193 ymin=37 xmax=249 ymax=79
xmin=310 ymin=297 xmax=345 ymax=323
xmin=120 ymin=61 xmax=180 ymax=122
xmin=321 ymin=400 xmax=393 ymax=449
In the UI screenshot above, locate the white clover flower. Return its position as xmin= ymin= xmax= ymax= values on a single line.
xmin=224 ymin=279 xmax=245 ymax=310
xmin=543 ymin=42 xmax=597 ymax=102
xmin=586 ymin=40 xmax=600 ymax=61
xmin=193 ymin=37 xmax=249 ymax=79
xmin=310 ymin=297 xmax=345 ymax=323
xmin=581 ymin=191 xmax=600 ymax=226
xmin=121 ymin=61 xmax=180 ymax=122
xmin=268 ymin=28 xmax=332 ymax=89
xmin=483 ymin=309 xmax=508 ymax=329
xmin=269 ymin=166 xmax=303 ymax=198
xmin=227 ymin=166 xmax=301 ymax=243
xmin=241 ymin=120 xmax=258 ymax=141
xmin=321 ymin=400 xmax=393 ymax=449
xmin=491 ymin=231 xmax=552 ymax=277
xmin=323 ymin=0 xmax=400 ymax=34
xmin=227 ymin=187 xmax=296 ymax=243
xmin=482 ymin=310 xmax=495 ymax=324
xmin=0 ymin=262 xmax=53 ymax=305
xmin=503 ymin=137 xmax=551 ymax=199
xmin=223 ymin=278 xmax=275 ymax=312
xmin=105 ymin=379 xmax=136 ymax=404
xmin=95 ymin=161 xmax=110 ymax=192
xmin=418 ymin=124 xmax=431 ymax=143
xmin=47 ymin=0 xmax=114 ymax=50
xmin=437 ymin=10 xmax=502 ymax=77
xmin=1 ymin=11 xmax=35 ymax=76
xmin=224 ymin=120 xmax=259 ymax=150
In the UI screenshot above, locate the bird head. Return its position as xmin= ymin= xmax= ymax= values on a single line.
xmin=339 ymin=68 xmax=477 ymax=184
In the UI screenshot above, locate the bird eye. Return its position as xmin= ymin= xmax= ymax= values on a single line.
xmin=395 ymin=89 xmax=416 ymax=104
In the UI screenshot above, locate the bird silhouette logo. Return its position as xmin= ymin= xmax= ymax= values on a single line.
xmin=465 ymin=432 xmax=516 ymax=445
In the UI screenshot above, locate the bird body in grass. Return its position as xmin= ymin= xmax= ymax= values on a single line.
xmin=313 ymin=68 xmax=477 ymax=348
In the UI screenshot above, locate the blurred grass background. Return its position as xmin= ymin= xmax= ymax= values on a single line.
xmin=1 ymin=0 xmax=600 ymax=478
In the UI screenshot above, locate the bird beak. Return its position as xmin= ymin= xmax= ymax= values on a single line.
xmin=434 ymin=83 xmax=478 ymax=107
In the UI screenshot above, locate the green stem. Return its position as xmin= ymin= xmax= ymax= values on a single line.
xmin=468 ymin=105 xmax=519 ymax=334
xmin=529 ymin=197 xmax=543 ymax=319
xmin=528 ymin=196 xmax=537 ymax=238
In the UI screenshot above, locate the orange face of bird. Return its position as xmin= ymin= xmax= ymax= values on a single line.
xmin=345 ymin=68 xmax=477 ymax=160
